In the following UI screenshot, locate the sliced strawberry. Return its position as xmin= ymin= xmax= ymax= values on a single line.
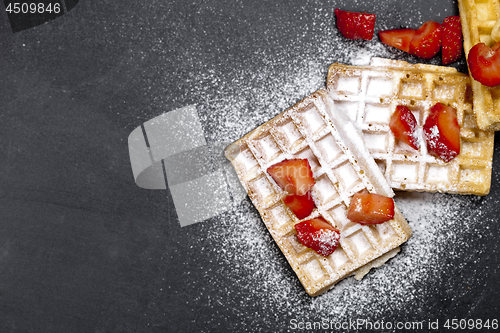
xmin=335 ymin=9 xmax=376 ymax=41
xmin=423 ymin=103 xmax=461 ymax=162
xmin=389 ymin=105 xmax=420 ymax=150
xmin=347 ymin=190 xmax=395 ymax=225
xmin=267 ymin=159 xmax=315 ymax=196
xmin=467 ymin=42 xmax=500 ymax=87
xmin=409 ymin=21 xmax=442 ymax=59
xmin=441 ymin=16 xmax=463 ymax=65
xmin=379 ymin=28 xmax=416 ymax=53
xmin=295 ymin=217 xmax=340 ymax=256
xmin=283 ymin=191 xmax=316 ymax=220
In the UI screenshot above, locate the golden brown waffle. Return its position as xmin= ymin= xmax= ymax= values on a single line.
xmin=458 ymin=0 xmax=500 ymax=130
xmin=326 ymin=58 xmax=494 ymax=196
xmin=225 ymin=89 xmax=412 ymax=296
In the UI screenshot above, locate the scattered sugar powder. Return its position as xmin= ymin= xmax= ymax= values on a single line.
xmin=150 ymin=2 xmax=492 ymax=331
xmin=189 ymin=5 xmax=404 ymax=146
xmin=191 ymin=191 xmax=492 ymax=332
xmin=181 ymin=69 xmax=494 ymax=326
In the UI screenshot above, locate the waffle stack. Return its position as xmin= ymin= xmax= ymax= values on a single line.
xmin=458 ymin=0 xmax=500 ymax=130
xmin=225 ymin=89 xmax=412 ymax=296
xmin=326 ymin=58 xmax=495 ymax=195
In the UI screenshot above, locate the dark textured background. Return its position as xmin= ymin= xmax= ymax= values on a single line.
xmin=0 ymin=0 xmax=499 ymax=332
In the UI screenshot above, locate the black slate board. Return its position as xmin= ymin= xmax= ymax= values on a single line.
xmin=0 ymin=0 xmax=499 ymax=332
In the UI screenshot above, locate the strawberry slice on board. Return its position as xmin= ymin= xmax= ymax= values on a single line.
xmin=283 ymin=191 xmax=316 ymax=220
xmin=335 ymin=9 xmax=376 ymax=41
xmin=467 ymin=42 xmax=500 ymax=87
xmin=347 ymin=190 xmax=395 ymax=225
xmin=423 ymin=103 xmax=461 ymax=162
xmin=379 ymin=28 xmax=416 ymax=53
xmin=409 ymin=21 xmax=442 ymax=59
xmin=441 ymin=16 xmax=463 ymax=65
xmin=267 ymin=159 xmax=315 ymax=196
xmin=389 ymin=105 xmax=420 ymax=150
xmin=295 ymin=217 xmax=340 ymax=256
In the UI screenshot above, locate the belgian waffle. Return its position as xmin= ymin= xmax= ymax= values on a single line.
xmin=326 ymin=58 xmax=494 ymax=195
xmin=225 ymin=89 xmax=412 ymax=296
xmin=458 ymin=0 xmax=500 ymax=130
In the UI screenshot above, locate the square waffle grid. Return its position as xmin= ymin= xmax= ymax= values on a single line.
xmin=326 ymin=58 xmax=494 ymax=195
xmin=225 ymin=89 xmax=412 ymax=296
xmin=458 ymin=0 xmax=500 ymax=130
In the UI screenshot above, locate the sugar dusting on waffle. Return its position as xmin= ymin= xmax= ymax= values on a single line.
xmin=326 ymin=58 xmax=494 ymax=195
xmin=224 ymin=89 xmax=412 ymax=296
xmin=179 ymin=56 xmax=487 ymax=330
xmin=457 ymin=0 xmax=500 ymax=130
xmin=220 ymin=55 xmax=494 ymax=298
xmin=181 ymin=53 xmax=494 ymax=324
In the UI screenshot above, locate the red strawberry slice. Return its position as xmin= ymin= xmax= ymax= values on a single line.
xmin=389 ymin=105 xmax=420 ymax=150
xmin=267 ymin=159 xmax=315 ymax=196
xmin=379 ymin=28 xmax=416 ymax=53
xmin=295 ymin=217 xmax=340 ymax=256
xmin=335 ymin=9 xmax=376 ymax=41
xmin=409 ymin=21 xmax=442 ymax=59
xmin=467 ymin=42 xmax=500 ymax=87
xmin=283 ymin=191 xmax=316 ymax=220
xmin=441 ymin=16 xmax=463 ymax=65
xmin=347 ymin=190 xmax=395 ymax=225
xmin=423 ymin=103 xmax=461 ymax=162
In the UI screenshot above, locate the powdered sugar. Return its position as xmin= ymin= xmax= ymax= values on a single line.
xmin=154 ymin=1 xmax=493 ymax=330
xmin=297 ymin=221 xmax=341 ymax=257
xmin=198 ymin=68 xmax=486 ymax=329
